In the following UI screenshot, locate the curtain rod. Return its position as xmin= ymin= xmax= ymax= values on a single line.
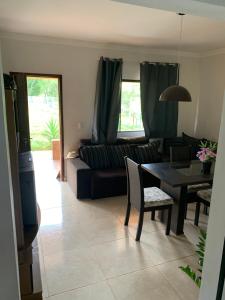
xmin=100 ymin=56 xmax=123 ymax=62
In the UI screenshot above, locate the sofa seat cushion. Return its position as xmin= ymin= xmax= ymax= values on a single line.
xmin=197 ymin=189 xmax=212 ymax=203
xmin=93 ymin=168 xmax=126 ymax=180
xmin=91 ymin=168 xmax=127 ymax=199
xmin=187 ymin=183 xmax=211 ymax=193
xmin=135 ymin=141 xmax=161 ymax=164
xmin=79 ymin=145 xmax=110 ymax=169
xmin=108 ymin=144 xmax=136 ymax=168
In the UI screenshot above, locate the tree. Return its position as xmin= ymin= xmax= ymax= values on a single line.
xmin=27 ymin=78 xmax=58 ymax=99
xmin=27 ymin=78 xmax=42 ymax=96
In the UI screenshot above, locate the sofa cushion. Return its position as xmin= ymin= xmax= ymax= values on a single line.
xmin=149 ymin=138 xmax=164 ymax=153
xmin=135 ymin=141 xmax=161 ymax=164
xmin=108 ymin=144 xmax=136 ymax=168
xmin=91 ymin=168 xmax=127 ymax=199
xmin=79 ymin=145 xmax=110 ymax=169
xmin=117 ymin=136 xmax=148 ymax=145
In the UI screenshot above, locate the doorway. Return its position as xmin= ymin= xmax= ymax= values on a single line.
xmin=26 ymin=74 xmax=64 ymax=180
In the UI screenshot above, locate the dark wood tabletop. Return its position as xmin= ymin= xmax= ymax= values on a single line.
xmin=141 ymin=160 xmax=214 ymax=187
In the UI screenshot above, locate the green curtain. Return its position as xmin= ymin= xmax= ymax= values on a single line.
xmin=140 ymin=62 xmax=179 ymax=138
xmin=92 ymin=57 xmax=123 ymax=144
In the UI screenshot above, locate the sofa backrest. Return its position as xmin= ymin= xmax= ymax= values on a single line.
xmin=79 ymin=134 xmax=217 ymax=169
xmin=79 ymin=141 xmax=161 ymax=169
xmin=79 ymin=145 xmax=111 ymax=169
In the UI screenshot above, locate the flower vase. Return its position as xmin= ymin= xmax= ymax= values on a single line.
xmin=202 ymin=161 xmax=212 ymax=175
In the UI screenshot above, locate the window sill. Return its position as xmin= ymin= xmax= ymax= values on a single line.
xmin=117 ymin=130 xmax=145 ymax=138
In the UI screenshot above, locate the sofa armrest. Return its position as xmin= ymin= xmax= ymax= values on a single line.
xmin=66 ymin=158 xmax=93 ymax=199
xmin=71 ymin=157 xmax=90 ymax=170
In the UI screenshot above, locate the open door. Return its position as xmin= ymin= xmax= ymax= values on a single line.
xmin=11 ymin=72 xmax=64 ymax=181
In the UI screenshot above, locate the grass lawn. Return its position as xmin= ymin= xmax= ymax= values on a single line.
xmin=31 ymin=132 xmax=51 ymax=151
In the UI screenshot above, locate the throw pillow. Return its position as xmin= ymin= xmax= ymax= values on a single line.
xmin=108 ymin=144 xmax=136 ymax=168
xmin=149 ymin=138 xmax=164 ymax=153
xmin=79 ymin=145 xmax=110 ymax=169
xmin=135 ymin=141 xmax=161 ymax=164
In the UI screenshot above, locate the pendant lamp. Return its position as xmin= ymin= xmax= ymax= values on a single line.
xmin=159 ymin=13 xmax=192 ymax=102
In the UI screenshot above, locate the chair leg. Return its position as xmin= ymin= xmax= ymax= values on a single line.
xmin=166 ymin=206 xmax=172 ymax=235
xmin=194 ymin=202 xmax=201 ymax=226
xmin=151 ymin=210 xmax=155 ymax=221
xmin=203 ymin=204 xmax=208 ymax=215
xmin=136 ymin=211 xmax=144 ymax=241
xmin=124 ymin=202 xmax=131 ymax=226
xmin=184 ymin=203 xmax=188 ymax=219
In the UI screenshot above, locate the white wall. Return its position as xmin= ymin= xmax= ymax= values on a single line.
xmin=0 ymin=45 xmax=20 ymax=299
xmin=0 ymin=35 xmax=200 ymax=155
xmin=196 ymin=53 xmax=225 ymax=141
xmin=199 ymin=96 xmax=225 ymax=300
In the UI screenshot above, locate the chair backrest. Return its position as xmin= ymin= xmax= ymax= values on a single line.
xmin=124 ymin=157 xmax=144 ymax=210
xmin=170 ymin=146 xmax=191 ymax=163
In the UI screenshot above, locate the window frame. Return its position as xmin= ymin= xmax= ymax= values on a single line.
xmin=118 ymin=79 xmax=144 ymax=136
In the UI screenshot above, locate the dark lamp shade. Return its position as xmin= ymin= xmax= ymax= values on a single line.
xmin=159 ymin=85 xmax=192 ymax=102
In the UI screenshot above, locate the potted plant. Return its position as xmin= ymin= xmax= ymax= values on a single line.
xmin=196 ymin=141 xmax=217 ymax=175
xmin=180 ymin=230 xmax=206 ymax=288
xmin=42 ymin=118 xmax=60 ymax=160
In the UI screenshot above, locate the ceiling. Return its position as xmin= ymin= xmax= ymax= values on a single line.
xmin=1 ymin=0 xmax=225 ymax=52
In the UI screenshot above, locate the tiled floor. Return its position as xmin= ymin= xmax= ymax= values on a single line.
xmin=33 ymin=151 xmax=208 ymax=300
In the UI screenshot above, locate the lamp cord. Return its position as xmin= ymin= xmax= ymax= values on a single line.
xmin=177 ymin=13 xmax=185 ymax=85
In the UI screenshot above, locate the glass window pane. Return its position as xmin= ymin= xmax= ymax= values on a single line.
xmin=119 ymin=81 xmax=144 ymax=132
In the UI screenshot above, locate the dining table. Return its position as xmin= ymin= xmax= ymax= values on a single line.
xmin=141 ymin=160 xmax=214 ymax=235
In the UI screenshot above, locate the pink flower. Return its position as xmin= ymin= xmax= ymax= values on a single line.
xmin=196 ymin=147 xmax=216 ymax=162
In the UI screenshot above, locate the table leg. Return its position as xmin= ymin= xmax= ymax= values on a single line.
xmin=159 ymin=182 xmax=187 ymax=235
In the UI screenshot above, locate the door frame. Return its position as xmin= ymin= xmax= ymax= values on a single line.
xmin=11 ymin=72 xmax=65 ymax=180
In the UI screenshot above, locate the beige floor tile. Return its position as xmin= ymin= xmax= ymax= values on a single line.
xmin=156 ymin=255 xmax=200 ymax=300
xmin=44 ymin=248 xmax=105 ymax=296
xmin=48 ymin=282 xmax=115 ymax=300
xmin=40 ymin=225 xmax=91 ymax=256
xmin=125 ymin=228 xmax=195 ymax=266
xmin=90 ymin=238 xmax=155 ymax=279
xmin=40 ymin=208 xmax=128 ymax=255
xmin=33 ymin=151 xmax=206 ymax=300
xmin=81 ymin=214 xmax=129 ymax=246
xmin=120 ymin=209 xmax=166 ymax=234
xmin=108 ymin=266 xmax=181 ymax=300
xmin=38 ymin=241 xmax=49 ymax=298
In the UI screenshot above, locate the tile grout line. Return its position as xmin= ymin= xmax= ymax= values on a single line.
xmin=155 ymin=268 xmax=184 ymax=300
xmin=44 ymin=279 xmax=110 ymax=298
xmin=41 ymin=242 xmax=195 ymax=296
xmin=38 ymin=238 xmax=50 ymax=298
xmin=44 ymin=253 xmax=197 ymax=299
xmin=156 ymin=263 xmax=188 ymax=300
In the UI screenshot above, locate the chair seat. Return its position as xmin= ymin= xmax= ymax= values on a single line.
xmin=197 ymin=189 xmax=212 ymax=203
xmin=187 ymin=183 xmax=211 ymax=193
xmin=144 ymin=187 xmax=174 ymax=208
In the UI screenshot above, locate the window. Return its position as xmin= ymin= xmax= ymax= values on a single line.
xmin=118 ymin=80 xmax=144 ymax=132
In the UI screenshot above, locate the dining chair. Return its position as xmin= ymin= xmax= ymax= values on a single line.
xmin=194 ymin=189 xmax=212 ymax=226
xmin=170 ymin=146 xmax=211 ymax=191
xmin=124 ymin=157 xmax=174 ymax=241
xmin=170 ymin=145 xmax=192 ymax=163
xmin=170 ymin=146 xmax=211 ymax=218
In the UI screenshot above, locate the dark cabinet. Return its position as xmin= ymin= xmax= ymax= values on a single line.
xmin=4 ymin=78 xmax=42 ymax=300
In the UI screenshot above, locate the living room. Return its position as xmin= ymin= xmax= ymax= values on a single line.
xmin=1 ymin=1 xmax=225 ymax=300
